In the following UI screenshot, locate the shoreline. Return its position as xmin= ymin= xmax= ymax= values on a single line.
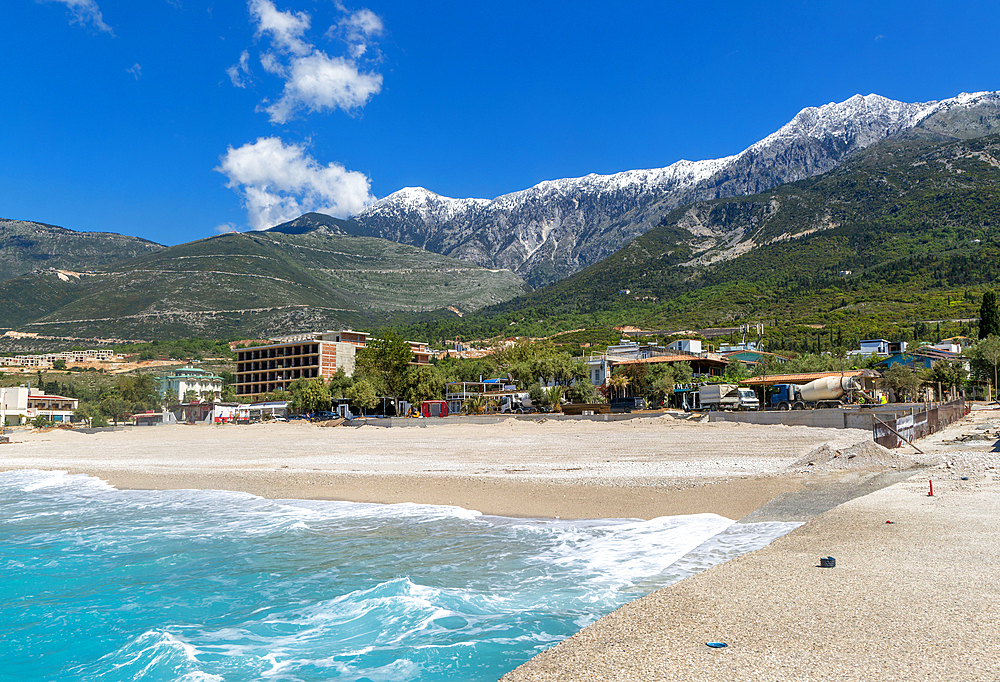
xmin=4 ymin=411 xmax=990 ymax=679
xmin=502 ymin=407 xmax=1000 ymax=681
xmin=0 ymin=416 xmax=876 ymax=520
xmin=40 ymin=468 xmax=812 ymax=521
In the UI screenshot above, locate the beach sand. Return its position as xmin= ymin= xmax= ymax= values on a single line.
xmin=0 ymin=415 xmax=872 ymax=519
xmin=4 ymin=409 xmax=995 ymax=680
xmin=501 ymin=408 xmax=1000 ymax=681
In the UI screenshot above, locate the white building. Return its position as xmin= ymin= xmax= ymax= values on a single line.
xmin=157 ymin=367 xmax=224 ymax=401
xmin=0 ymin=387 xmax=78 ymax=425
xmin=667 ymin=339 xmax=702 ymax=354
xmin=848 ymin=339 xmax=908 ymax=357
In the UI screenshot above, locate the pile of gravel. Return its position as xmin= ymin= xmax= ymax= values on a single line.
xmin=791 ymin=440 xmax=926 ymax=472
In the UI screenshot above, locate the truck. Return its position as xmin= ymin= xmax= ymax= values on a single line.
xmin=698 ymin=384 xmax=759 ymax=411
xmin=499 ymin=392 xmax=532 ymax=414
xmin=769 ymin=375 xmax=863 ymax=410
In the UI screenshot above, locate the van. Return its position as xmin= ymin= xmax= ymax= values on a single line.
xmin=609 ymin=396 xmax=647 ymax=413
xmin=737 ymin=388 xmax=760 ymax=411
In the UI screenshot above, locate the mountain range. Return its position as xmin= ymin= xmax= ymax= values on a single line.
xmin=398 ymin=132 xmax=1000 ymax=348
xmin=0 ymin=218 xmax=162 ymax=283
xmin=3 ymin=89 xmax=1000 ymax=343
xmin=346 ymin=91 xmax=1000 ymax=287
xmin=0 ymin=228 xmax=526 ymax=340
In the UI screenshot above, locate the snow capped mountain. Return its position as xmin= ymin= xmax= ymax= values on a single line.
xmin=349 ymin=91 xmax=1000 ymax=287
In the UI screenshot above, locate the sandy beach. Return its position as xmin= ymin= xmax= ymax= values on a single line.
xmin=3 ymin=409 xmax=995 ymax=680
xmin=501 ymin=408 xmax=1000 ymax=681
xmin=1 ymin=415 xmax=875 ymax=519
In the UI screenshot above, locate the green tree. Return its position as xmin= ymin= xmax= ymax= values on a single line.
xmin=288 ymin=378 xmax=332 ymax=414
xmin=355 ymin=332 xmax=413 ymax=400
xmin=527 ymin=383 xmax=545 ymax=407
xmin=882 ymin=364 xmax=925 ymax=403
xmin=966 ymin=335 xmax=1000 ymax=399
xmin=565 ymin=379 xmax=598 ymax=404
xmin=345 ymin=379 xmax=378 ymax=414
xmin=117 ymin=373 xmax=159 ymax=412
xmin=162 ymin=388 xmax=178 ymax=407
xmin=52 ymin=359 xmax=67 ymax=371
xmin=644 ymin=364 xmax=677 ymax=406
xmin=979 ymin=290 xmax=1000 ymax=340
xmin=543 ymin=385 xmax=564 ymax=411
xmin=671 ymin=362 xmax=694 ymax=385
xmin=328 ymin=368 xmax=354 ymax=399
xmin=724 ymin=360 xmax=750 ymax=382
xmin=73 ymin=403 xmax=97 ymax=426
xmin=99 ymin=395 xmax=131 ymax=425
xmin=462 ymin=394 xmax=489 ymax=415
xmin=927 ymin=359 xmax=967 ymax=397
xmin=31 ymin=414 xmax=53 ymax=428
xmin=184 ymin=389 xmax=200 ymax=402
xmin=402 ymin=365 xmax=446 ymax=406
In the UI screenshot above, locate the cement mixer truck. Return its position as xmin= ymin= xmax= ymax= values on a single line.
xmin=768 ymin=375 xmax=864 ymax=410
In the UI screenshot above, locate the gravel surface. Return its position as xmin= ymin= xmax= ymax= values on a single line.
xmin=0 ymin=416 xmax=874 ymax=519
xmin=502 ymin=407 xmax=1000 ymax=681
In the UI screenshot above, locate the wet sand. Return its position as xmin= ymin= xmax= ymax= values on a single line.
xmin=502 ymin=408 xmax=1000 ymax=681
xmin=0 ymin=415 xmax=873 ymax=519
xmin=6 ymin=410 xmax=992 ymax=680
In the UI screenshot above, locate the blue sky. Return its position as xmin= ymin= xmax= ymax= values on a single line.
xmin=3 ymin=0 xmax=1000 ymax=245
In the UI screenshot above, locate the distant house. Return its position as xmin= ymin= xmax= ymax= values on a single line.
xmin=878 ymin=347 xmax=968 ymax=371
xmin=931 ymin=336 xmax=973 ymax=354
xmin=157 ymin=367 xmax=223 ymax=401
xmin=666 ymin=339 xmax=702 ymax=354
xmin=612 ymin=354 xmax=728 ymax=378
xmin=0 ymin=386 xmax=78 ymax=425
xmin=721 ymin=349 xmax=791 ymax=366
xmin=168 ymin=401 xmax=239 ymax=424
xmin=848 ymin=339 xmax=908 ymax=357
xmin=585 ymin=355 xmax=612 ymax=386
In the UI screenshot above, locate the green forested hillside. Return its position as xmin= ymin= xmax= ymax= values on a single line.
xmin=393 ymin=135 xmax=1000 ymax=349
xmin=0 ymin=229 xmax=527 ymax=339
xmin=0 ymin=218 xmax=163 ymax=283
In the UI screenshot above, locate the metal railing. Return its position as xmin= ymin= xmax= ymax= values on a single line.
xmin=873 ymin=399 xmax=969 ymax=449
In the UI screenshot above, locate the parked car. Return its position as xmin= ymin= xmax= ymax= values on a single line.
xmin=609 ymin=396 xmax=647 ymax=413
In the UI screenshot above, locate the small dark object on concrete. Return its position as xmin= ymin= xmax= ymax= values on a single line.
xmin=819 ymin=556 xmax=836 ymax=568
xmin=706 ymin=642 xmax=727 ymax=648
xmin=961 ymin=476 xmax=969 ymax=481
xmin=886 ymin=520 xmax=893 ymax=524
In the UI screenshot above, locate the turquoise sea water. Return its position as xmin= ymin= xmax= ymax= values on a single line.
xmin=2 ymin=469 xmax=799 ymax=681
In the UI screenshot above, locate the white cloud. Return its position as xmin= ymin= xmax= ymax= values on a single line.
xmin=215 ymin=222 xmax=241 ymax=234
xmin=337 ymin=7 xmax=383 ymax=58
xmin=232 ymin=0 xmax=384 ymax=123
xmin=127 ymin=63 xmax=141 ymax=80
xmin=227 ymin=50 xmax=251 ymax=88
xmin=216 ymin=136 xmax=375 ymax=230
xmin=250 ymin=0 xmax=311 ymax=56
xmin=42 ymin=0 xmax=113 ymax=34
xmin=264 ymin=52 xmax=382 ymax=123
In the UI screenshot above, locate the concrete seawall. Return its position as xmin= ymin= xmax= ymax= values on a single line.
xmin=708 ymin=403 xmax=951 ymax=430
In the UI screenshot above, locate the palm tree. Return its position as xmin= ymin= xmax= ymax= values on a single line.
xmin=609 ymin=374 xmax=630 ymax=400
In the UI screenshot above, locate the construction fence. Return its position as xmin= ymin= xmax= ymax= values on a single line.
xmin=873 ymin=399 xmax=969 ymax=449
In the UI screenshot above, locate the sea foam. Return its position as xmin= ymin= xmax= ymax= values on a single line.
xmin=1 ymin=469 xmax=799 ymax=681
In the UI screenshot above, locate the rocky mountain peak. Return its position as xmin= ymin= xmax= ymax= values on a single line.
xmin=344 ymin=90 xmax=1000 ymax=288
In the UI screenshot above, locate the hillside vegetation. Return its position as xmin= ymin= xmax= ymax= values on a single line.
xmin=0 ymin=229 xmax=527 ymax=339
xmin=393 ymin=135 xmax=1000 ymax=349
xmin=0 ymin=218 xmax=163 ymax=283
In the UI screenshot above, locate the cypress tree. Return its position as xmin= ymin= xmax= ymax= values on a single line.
xmin=979 ymin=290 xmax=1000 ymax=339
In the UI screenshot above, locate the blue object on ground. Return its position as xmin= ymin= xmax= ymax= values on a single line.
xmin=706 ymin=642 xmax=728 ymax=648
